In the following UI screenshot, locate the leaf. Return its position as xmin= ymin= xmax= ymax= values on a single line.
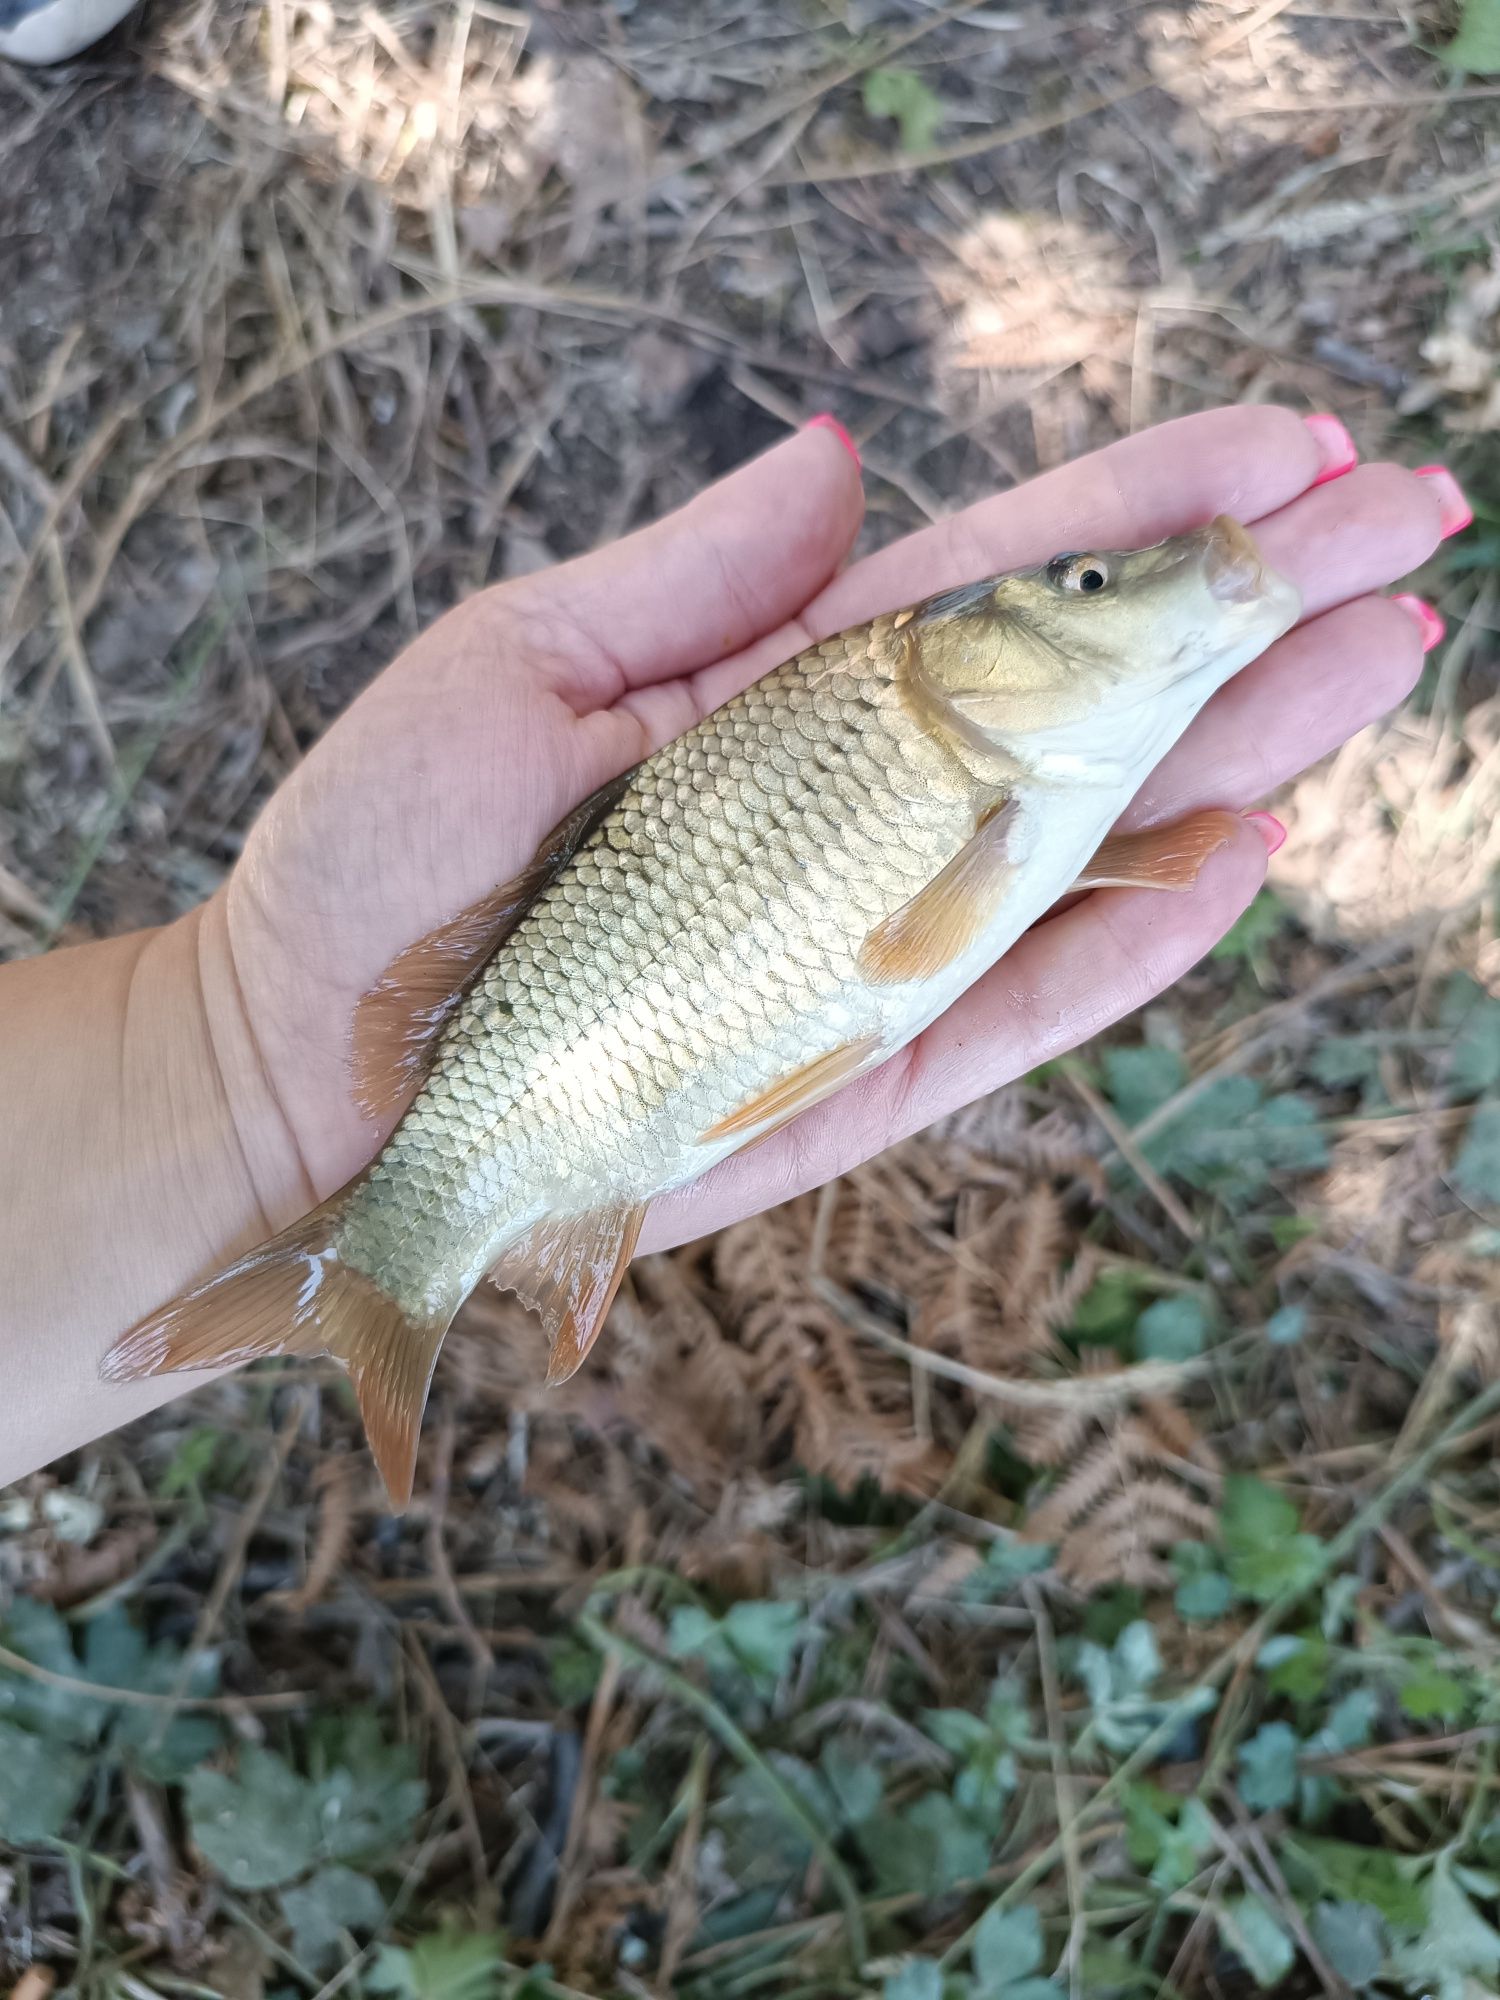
xmin=820 ymin=1742 xmax=882 ymax=1826
xmin=1390 ymin=1858 xmax=1500 ymax=1996
xmin=1442 ymin=0 xmax=1500 ymax=71
xmin=1448 ymin=980 xmax=1500 ymax=1097
xmin=858 ymin=1789 xmax=992 ymax=1896
xmin=1238 ymin=1721 xmax=1301 ymax=1812
xmin=1175 ymin=1569 xmax=1232 ymax=1621
xmin=1216 ymin=1895 xmax=1296 ymax=1989
xmin=0 ymin=1600 xmax=220 ymax=1779
xmin=1142 ymin=1077 xmax=1328 ymax=1209
xmin=1454 ymin=1099 xmax=1500 ymax=1205
xmin=1261 ymin=1631 xmax=1330 ymax=1701
xmin=668 ymin=1599 xmax=804 ymax=1695
xmin=0 ymin=1719 xmax=89 ymax=1840
xmin=1310 ymin=1036 xmax=1386 ymax=1095
xmin=1172 ymin=1543 xmax=1232 ymax=1622
xmin=280 ymin=1868 xmax=386 ymax=1973
xmin=883 ymin=1963 xmax=942 ymax=2000
xmin=1211 ymin=889 xmax=1288 ymax=962
xmin=188 ymin=1746 xmax=325 ymax=1890
xmin=1134 ymin=1295 xmax=1209 ymax=1362
xmin=1283 ymin=1835 xmax=1428 ymax=1932
xmin=307 ymin=1713 xmax=425 ymax=1865
xmin=720 ymin=1600 xmax=803 ymax=1686
xmin=1124 ymin=1786 xmax=1216 ymax=1891
xmin=188 ymin=1725 xmax=423 ymax=1891
xmin=1311 ymin=1686 xmax=1378 ymax=1754
xmin=973 ymin=1902 xmax=1044 ymax=1987
xmin=1399 ymin=1662 xmax=1471 ymax=1723
xmin=368 ymin=1928 xmax=507 ymax=2000
xmin=1222 ymin=1476 xmax=1324 ymax=1602
xmin=1104 ymin=1045 xmax=1186 ymax=1127
xmin=964 ymin=1539 xmax=1056 ymax=1601
xmin=1068 ymin=1267 xmax=1154 ymax=1341
xmin=1311 ymin=1901 xmax=1387 ymax=1987
xmin=1265 ymin=1304 xmax=1307 ymax=1345
xmin=862 ymin=67 xmax=945 ymax=151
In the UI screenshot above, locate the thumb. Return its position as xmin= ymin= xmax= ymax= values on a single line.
xmin=504 ymin=417 xmax=866 ymax=705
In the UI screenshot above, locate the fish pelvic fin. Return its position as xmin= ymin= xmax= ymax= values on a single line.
xmin=858 ymin=795 xmax=1018 ymax=985
xmin=488 ymin=1199 xmax=646 ymax=1385
xmin=100 ymin=1181 xmax=454 ymax=1509
xmin=1071 ymin=808 xmax=1239 ymax=892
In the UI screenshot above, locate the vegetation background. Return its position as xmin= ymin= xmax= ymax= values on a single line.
xmin=3 ymin=2 xmax=1500 ymax=1995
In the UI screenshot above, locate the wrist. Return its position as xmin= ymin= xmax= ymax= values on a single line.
xmin=0 ymin=914 xmax=285 ymax=1482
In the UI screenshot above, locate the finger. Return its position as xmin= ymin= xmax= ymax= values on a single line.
xmin=676 ymin=404 xmax=1335 ymax=721
xmin=499 ymin=421 xmax=865 ymax=706
xmin=808 ymin=402 xmax=1332 ymax=629
xmin=1126 ymin=593 xmax=1426 ymax=827
xmin=640 ymin=820 xmax=1269 ymax=1254
xmin=1251 ymin=462 xmax=1445 ymax=622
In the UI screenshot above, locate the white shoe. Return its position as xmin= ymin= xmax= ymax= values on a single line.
xmin=0 ymin=0 xmax=138 ymax=62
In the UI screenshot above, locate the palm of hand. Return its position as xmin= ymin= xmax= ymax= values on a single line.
xmin=208 ymin=407 xmax=1445 ymax=1255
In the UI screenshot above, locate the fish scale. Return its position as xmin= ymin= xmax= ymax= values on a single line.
xmin=338 ymin=619 xmax=980 ymax=1314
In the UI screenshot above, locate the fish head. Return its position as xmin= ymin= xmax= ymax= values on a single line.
xmin=907 ymin=516 xmax=1301 ymax=752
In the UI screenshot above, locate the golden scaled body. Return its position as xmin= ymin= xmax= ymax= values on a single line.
xmin=346 ymin=616 xmax=995 ymax=1318
xmin=103 ymin=516 xmax=1302 ymax=1502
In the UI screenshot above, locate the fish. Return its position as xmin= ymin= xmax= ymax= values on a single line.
xmin=101 ymin=514 xmax=1301 ymax=1504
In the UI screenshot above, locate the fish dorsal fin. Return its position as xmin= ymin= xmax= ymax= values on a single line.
xmin=858 ymin=797 xmax=1017 ymax=985
xmin=352 ymin=764 xmax=639 ymax=1122
xmin=489 ymin=1200 xmax=647 ymax=1384
xmin=1072 ymin=808 xmax=1238 ymax=892
xmin=701 ymin=1034 xmax=884 ymax=1148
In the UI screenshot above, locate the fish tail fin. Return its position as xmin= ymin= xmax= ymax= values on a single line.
xmin=100 ymin=1181 xmax=454 ymax=1508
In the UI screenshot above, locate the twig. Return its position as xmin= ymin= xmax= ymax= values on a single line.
xmin=813 ymin=1272 xmax=1208 ymax=1406
xmin=148 ymin=1391 xmax=305 ymax=1748
xmin=1023 ymin=1580 xmax=1085 ymax=1997
xmin=43 ymin=533 xmax=115 ymax=776
xmin=1061 ymin=1059 xmax=1201 ymax=1245
xmin=541 ymin=1647 xmax=622 ymax=1957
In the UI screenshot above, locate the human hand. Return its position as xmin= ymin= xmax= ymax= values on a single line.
xmin=202 ymin=405 xmax=1457 ymax=1265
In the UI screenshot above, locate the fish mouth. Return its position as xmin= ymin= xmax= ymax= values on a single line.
xmin=1194 ymin=514 xmax=1274 ymax=604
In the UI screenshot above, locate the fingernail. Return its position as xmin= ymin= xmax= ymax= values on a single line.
xmin=1391 ymin=593 xmax=1446 ymax=652
xmin=805 ymin=412 xmax=860 ymax=470
xmin=1244 ymin=811 xmax=1287 ymax=855
xmin=1414 ymin=465 xmax=1473 ymax=538
xmin=1304 ymin=412 xmax=1359 ymax=485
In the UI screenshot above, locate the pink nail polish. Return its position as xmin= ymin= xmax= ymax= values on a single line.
xmin=1391 ymin=593 xmax=1446 ymax=652
xmin=1304 ymin=412 xmax=1359 ymax=485
xmin=1244 ymin=811 xmax=1287 ymax=856
xmin=1414 ymin=465 xmax=1473 ymax=538
xmin=805 ymin=412 xmax=860 ymax=470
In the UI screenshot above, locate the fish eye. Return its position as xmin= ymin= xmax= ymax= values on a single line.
xmin=1048 ymin=553 xmax=1111 ymax=595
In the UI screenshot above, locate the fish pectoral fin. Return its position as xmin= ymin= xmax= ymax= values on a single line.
xmin=100 ymin=1174 xmax=454 ymax=1510
xmin=489 ymin=1201 xmax=646 ymax=1385
xmin=351 ymin=763 xmax=640 ymax=1123
xmin=1072 ymin=808 xmax=1240 ymax=892
xmin=701 ymin=1033 xmax=885 ymax=1148
xmin=858 ymin=796 xmax=1017 ymax=985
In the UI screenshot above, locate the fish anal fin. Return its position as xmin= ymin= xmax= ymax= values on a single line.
xmin=351 ymin=764 xmax=640 ymax=1123
xmin=701 ymin=1033 xmax=885 ymax=1145
xmin=858 ymin=797 xmax=1017 ymax=985
xmin=100 ymin=1178 xmax=453 ymax=1510
xmin=489 ymin=1201 xmax=646 ymax=1386
xmin=1073 ymin=808 xmax=1239 ymax=893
